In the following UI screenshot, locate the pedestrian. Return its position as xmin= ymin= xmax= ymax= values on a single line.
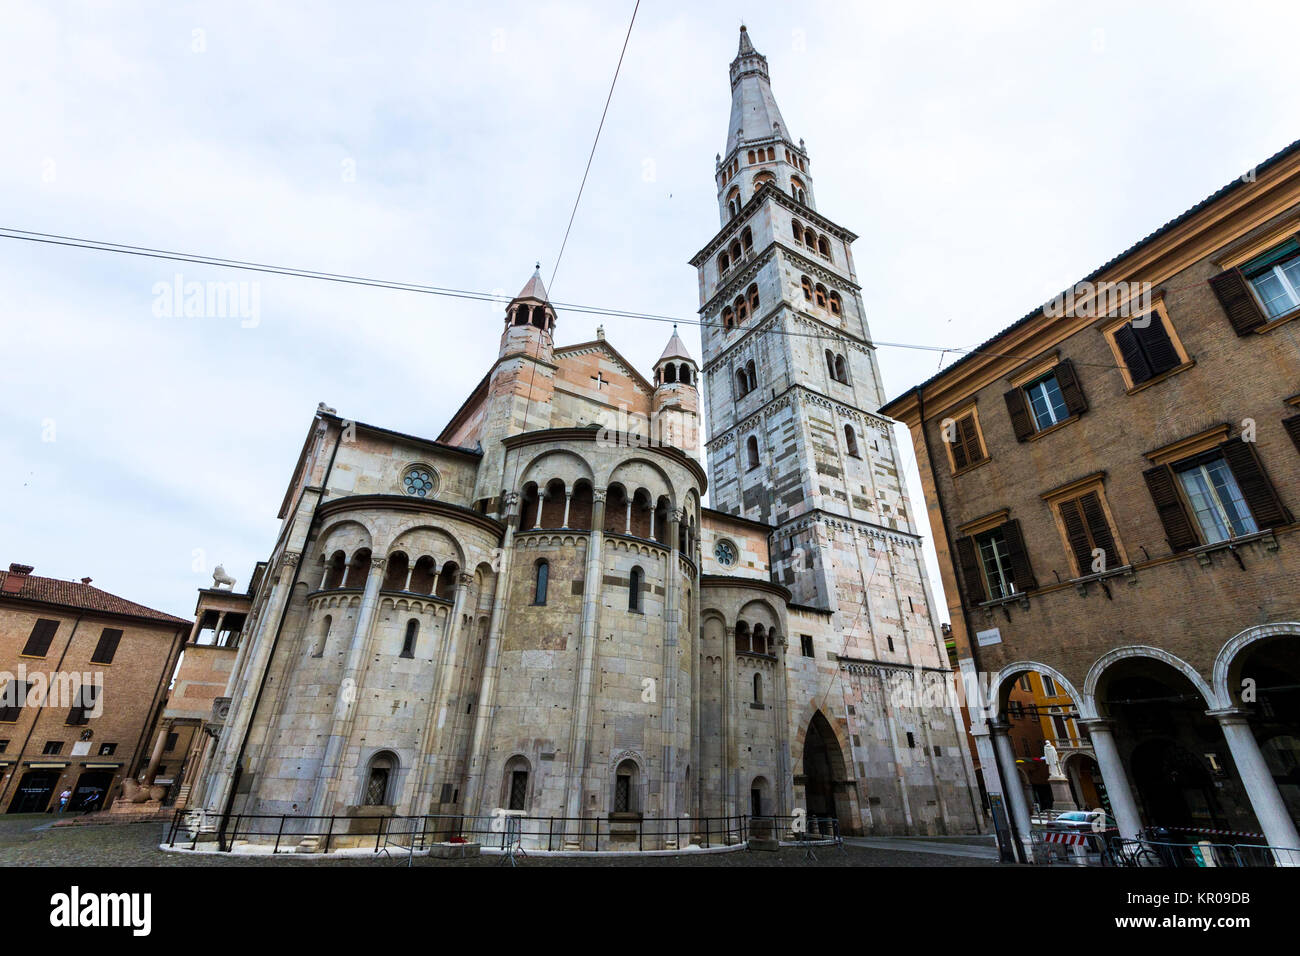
xmin=57 ymin=788 xmax=71 ymax=813
xmin=82 ymin=791 xmax=100 ymax=814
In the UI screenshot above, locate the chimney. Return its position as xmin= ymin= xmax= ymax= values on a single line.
xmin=80 ymin=577 xmax=93 ymax=585
xmin=3 ymin=563 xmax=33 ymax=594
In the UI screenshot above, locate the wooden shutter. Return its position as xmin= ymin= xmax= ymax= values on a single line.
xmin=1220 ymin=439 xmax=1293 ymax=528
xmin=1134 ymin=317 xmax=1181 ymax=377
xmin=90 ymin=628 xmax=122 ymax=665
xmin=1208 ymin=267 xmax=1268 ymax=335
xmin=1079 ymin=491 xmax=1120 ymax=570
xmin=954 ymin=536 xmax=986 ymax=604
xmin=1054 ymin=358 xmax=1088 ymax=417
xmin=1003 ymin=387 xmax=1034 ymax=442
xmin=1057 ymin=498 xmax=1095 ymax=575
xmin=21 ymin=619 xmax=58 ymax=658
xmin=1284 ymin=415 xmax=1300 ymax=454
xmin=1113 ymin=324 xmax=1153 ymax=384
xmin=1143 ymin=464 xmax=1199 ymax=551
xmin=1000 ymin=519 xmax=1037 ymax=592
xmin=958 ymin=414 xmax=985 ymax=465
xmin=949 ymin=421 xmax=970 ymax=470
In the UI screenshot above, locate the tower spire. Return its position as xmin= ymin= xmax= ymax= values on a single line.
xmin=726 ymin=26 xmax=788 ymax=157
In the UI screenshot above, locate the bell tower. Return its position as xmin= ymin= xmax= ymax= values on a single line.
xmin=693 ymin=28 xmax=944 ymax=672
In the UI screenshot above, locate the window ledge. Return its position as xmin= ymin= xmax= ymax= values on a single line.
xmin=1191 ymin=529 xmax=1279 ymax=564
xmin=1125 ymin=360 xmax=1195 ymax=396
xmin=977 ymin=590 xmax=1032 ymax=611
xmin=951 ymin=456 xmax=991 ymax=479
xmin=1254 ymin=306 xmax=1300 ymax=334
xmin=1025 ymin=414 xmax=1081 ymax=443
xmin=1070 ymin=564 xmax=1136 ymax=595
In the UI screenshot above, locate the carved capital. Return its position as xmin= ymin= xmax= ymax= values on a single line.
xmin=279 ymin=551 xmax=301 ymax=572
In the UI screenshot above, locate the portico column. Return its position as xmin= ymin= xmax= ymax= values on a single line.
xmin=212 ymin=611 xmax=227 ymax=646
xmin=989 ymin=720 xmax=1033 ymax=861
xmin=1211 ymin=709 xmax=1300 ymax=862
xmin=562 ymin=492 xmax=572 ymax=529
xmin=533 ymin=492 xmax=544 ymax=530
xmin=1079 ymin=717 xmax=1142 ymax=840
xmin=624 ymin=498 xmax=631 ymax=534
xmin=310 ymin=555 xmax=387 ymax=816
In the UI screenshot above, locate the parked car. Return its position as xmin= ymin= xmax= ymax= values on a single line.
xmin=1051 ymin=809 xmax=1117 ymax=833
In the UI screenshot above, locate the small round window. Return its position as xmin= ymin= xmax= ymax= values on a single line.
xmin=402 ymin=465 xmax=438 ymax=498
xmin=714 ymin=539 xmax=737 ymax=567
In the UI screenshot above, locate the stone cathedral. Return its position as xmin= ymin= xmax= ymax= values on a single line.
xmin=194 ymin=27 xmax=981 ymax=843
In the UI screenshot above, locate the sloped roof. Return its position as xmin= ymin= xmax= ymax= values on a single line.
xmin=0 ymin=569 xmax=190 ymax=626
xmin=657 ymin=326 xmax=695 ymax=364
xmin=515 ymin=265 xmax=549 ymax=302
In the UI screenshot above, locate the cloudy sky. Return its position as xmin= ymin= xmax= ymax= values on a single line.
xmin=2 ymin=0 xmax=1297 ymax=620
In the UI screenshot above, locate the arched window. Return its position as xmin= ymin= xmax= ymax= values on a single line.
xmin=801 ymin=276 xmax=813 ymax=300
xmin=313 ymin=614 xmax=331 ymax=658
xmin=818 ymin=236 xmax=831 ymax=258
xmin=401 ymin=619 xmax=418 ymax=658
xmin=363 ymin=752 xmax=396 ymax=806
xmin=747 ymin=149 xmax=756 ymax=164
xmin=663 ymin=363 xmax=677 ymax=384
xmin=735 ymin=296 xmax=748 ymax=322
xmin=754 ymin=623 xmax=767 ymax=655
xmin=815 ymin=284 xmax=828 ymax=308
xmin=614 ymin=758 xmax=639 ymax=813
xmin=680 ymin=365 xmax=692 ymax=386
xmin=845 ymin=424 xmax=860 ymax=458
xmin=533 ymin=560 xmax=549 ymax=605
xmin=754 ymin=171 xmax=775 ymax=190
xmin=805 ymin=228 xmax=817 ymax=248
xmin=792 ymin=219 xmax=803 ymax=241
xmin=745 ymin=360 xmax=757 ymax=393
xmin=736 ymin=621 xmax=751 ymax=653
xmin=736 ymin=367 xmax=749 ymax=396
xmin=747 ymin=283 xmax=759 ymax=312
xmin=825 ymin=349 xmax=836 ymax=379
xmin=834 ymin=353 xmax=848 ymax=383
xmin=718 ymin=251 xmax=729 ymax=274
xmin=628 ymin=566 xmax=643 ymax=612
xmin=742 ymin=227 xmax=753 ymax=251
xmin=504 ymin=755 xmax=530 ymax=811
xmin=753 ymin=672 xmax=763 ymax=703
xmin=730 ymin=240 xmax=742 ymax=261
xmin=829 ymin=292 xmax=842 ymax=316
xmin=722 ymin=306 xmax=735 ymax=330
xmin=767 ymin=146 xmax=775 ymax=161
xmin=746 ymin=435 xmax=760 ymax=471
xmin=323 ymin=551 xmax=346 ymax=590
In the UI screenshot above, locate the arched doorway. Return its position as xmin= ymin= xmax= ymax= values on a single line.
xmin=801 ymin=711 xmax=853 ymax=833
xmin=1099 ymin=656 xmax=1257 ymax=834
xmin=8 ymin=770 xmax=58 ymax=814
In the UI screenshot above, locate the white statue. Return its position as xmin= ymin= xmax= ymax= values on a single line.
xmin=1043 ymin=740 xmax=1063 ymax=778
xmin=212 ymin=565 xmax=236 ymax=590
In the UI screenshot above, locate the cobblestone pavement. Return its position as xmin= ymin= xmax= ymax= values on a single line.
xmin=0 ymin=815 xmax=1002 ymax=867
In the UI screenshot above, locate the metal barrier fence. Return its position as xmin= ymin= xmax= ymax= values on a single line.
xmin=1029 ymin=828 xmax=1300 ymax=868
xmin=166 ymin=809 xmax=841 ymax=855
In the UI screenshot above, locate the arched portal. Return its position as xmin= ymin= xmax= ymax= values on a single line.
xmin=802 ymin=710 xmax=852 ymax=833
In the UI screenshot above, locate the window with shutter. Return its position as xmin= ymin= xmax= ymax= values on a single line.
xmin=1143 ymin=464 xmax=1200 ymax=552
xmin=1112 ymin=314 xmax=1182 ymax=386
xmin=943 ymin=409 xmax=988 ymax=473
xmin=1000 ymin=519 xmax=1038 ymax=592
xmin=0 ymin=680 xmax=30 ymax=723
xmin=21 ymin=619 xmax=59 ymax=658
xmin=1055 ymin=490 xmax=1122 ymax=576
xmin=1284 ymin=414 xmax=1300 ymax=454
xmin=1208 ymin=267 xmax=1268 ymax=335
xmin=90 ymin=628 xmax=122 ymax=665
xmin=954 ymin=536 xmax=987 ymax=604
xmin=67 ymin=684 xmax=99 ymax=726
xmin=1218 ymin=439 xmax=1292 ymax=529
xmin=1241 ymin=238 xmax=1300 ymax=320
xmin=1006 ymin=360 xmax=1085 ymax=438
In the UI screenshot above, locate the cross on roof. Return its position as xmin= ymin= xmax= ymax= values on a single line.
xmin=590 ymin=371 xmax=608 ymax=390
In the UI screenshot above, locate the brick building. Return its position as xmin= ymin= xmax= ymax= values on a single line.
xmin=883 ymin=139 xmax=1300 ymax=860
xmin=0 ymin=563 xmax=189 ymax=813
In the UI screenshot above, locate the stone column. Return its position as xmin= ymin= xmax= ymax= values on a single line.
xmin=562 ymin=492 xmax=572 ymax=529
xmin=1211 ymin=709 xmax=1300 ymax=862
xmin=309 ymin=555 xmax=387 ymax=816
xmin=144 ymin=718 xmax=175 ymax=786
xmin=464 ymin=493 xmax=520 ymax=816
xmin=532 ymin=491 xmax=544 ymax=530
xmin=403 ymin=563 xmax=414 ymax=592
xmin=989 ymin=720 xmax=1034 ymax=860
xmin=659 ymin=509 xmax=681 ymax=833
xmin=1079 ymin=718 xmax=1142 ymax=840
xmin=563 ymin=489 xmax=606 ymax=845
xmin=773 ymin=633 xmax=793 ymax=819
xmin=411 ymin=572 xmax=474 ymax=812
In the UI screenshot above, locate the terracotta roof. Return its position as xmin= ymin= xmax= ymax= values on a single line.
xmin=0 ymin=569 xmax=190 ymax=626
xmin=515 ymin=265 xmax=549 ymax=302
